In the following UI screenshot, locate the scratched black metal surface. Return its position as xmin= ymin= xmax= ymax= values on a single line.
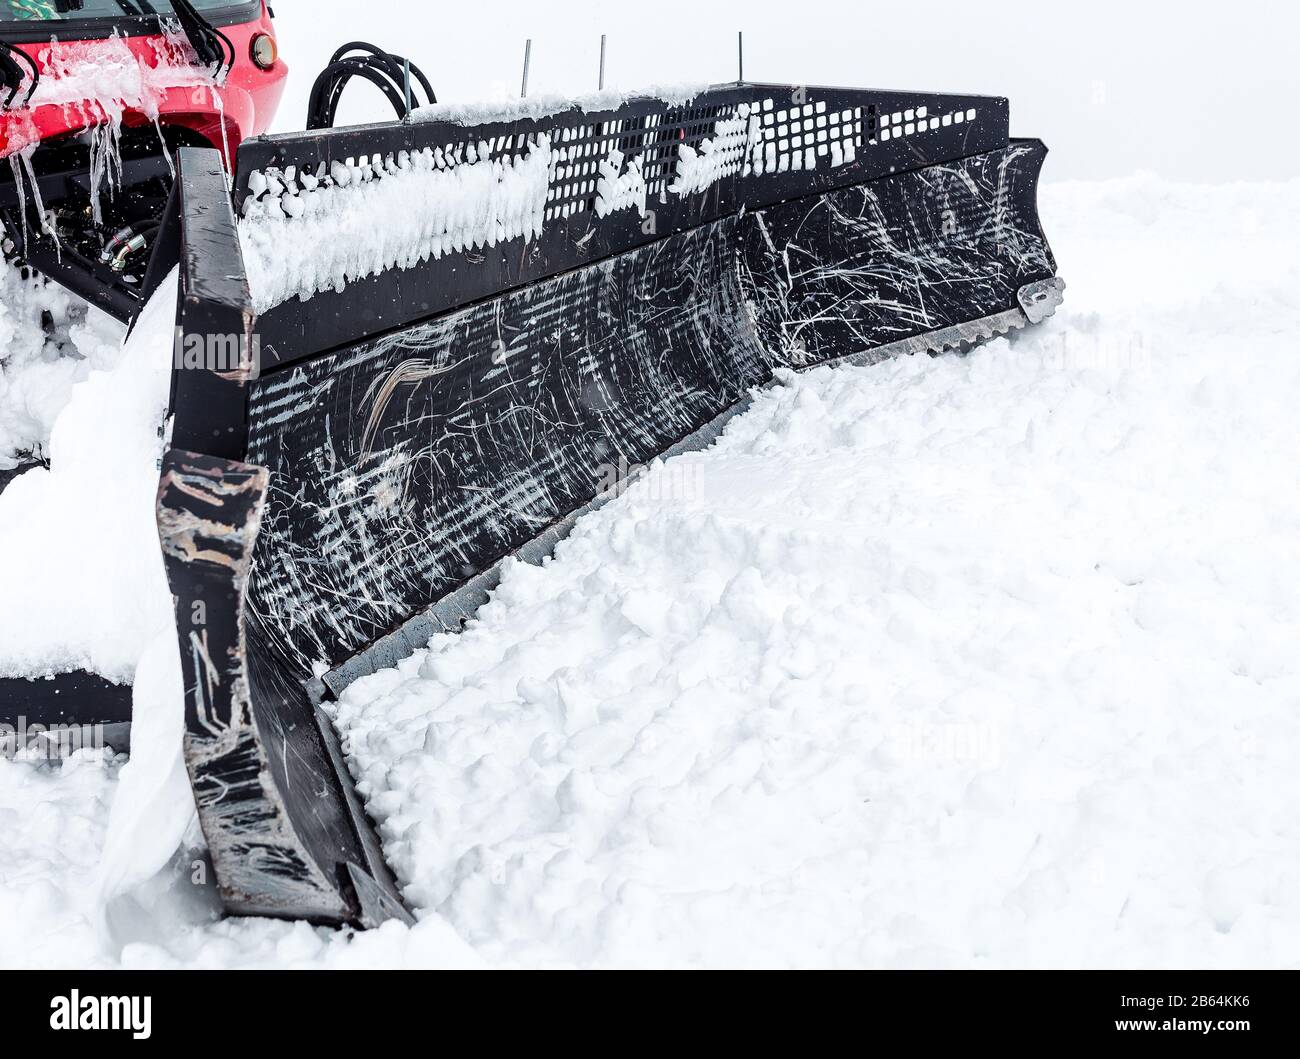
xmin=239 ymin=84 xmax=1009 ymax=367
xmin=740 ymin=140 xmax=1056 ymax=363
xmin=244 ymin=142 xmax=1055 ymax=678
xmin=157 ymin=450 xmax=357 ymax=922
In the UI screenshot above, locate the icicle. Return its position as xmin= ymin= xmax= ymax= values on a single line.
xmin=210 ymin=85 xmax=233 ymax=192
xmin=87 ymin=123 xmax=125 ymax=227
xmin=152 ymin=118 xmax=176 ymax=180
xmin=8 ymin=156 xmax=29 ymax=250
xmin=19 ymin=148 xmax=55 ymax=242
xmin=7 ymin=147 xmax=59 ymax=250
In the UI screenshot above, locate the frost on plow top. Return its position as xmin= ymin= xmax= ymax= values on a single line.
xmin=238 ymin=134 xmax=553 ymax=315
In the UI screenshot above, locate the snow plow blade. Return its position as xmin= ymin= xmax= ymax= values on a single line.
xmin=160 ymin=83 xmax=1062 ymax=925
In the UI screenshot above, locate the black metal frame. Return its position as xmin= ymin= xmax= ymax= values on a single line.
xmin=0 ymin=126 xmax=211 ymax=322
xmin=0 ymin=672 xmax=132 ymax=752
xmin=240 ymin=83 xmax=1008 ymax=366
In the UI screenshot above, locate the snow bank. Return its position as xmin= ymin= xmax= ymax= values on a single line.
xmin=98 ymin=633 xmax=195 ymax=911
xmin=0 ymin=737 xmax=484 ymax=968
xmin=0 ymin=748 xmax=120 ymax=968
xmin=0 ymin=271 xmax=177 ymax=683
xmin=239 ymin=136 xmax=552 ymax=313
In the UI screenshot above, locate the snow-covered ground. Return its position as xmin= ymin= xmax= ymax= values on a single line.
xmin=1 ymin=173 xmax=1297 ymax=968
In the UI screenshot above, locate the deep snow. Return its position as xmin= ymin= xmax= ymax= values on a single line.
xmin=1 ymin=174 xmax=1297 ymax=968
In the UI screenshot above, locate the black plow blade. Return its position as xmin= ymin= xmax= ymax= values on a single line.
xmin=160 ymin=82 xmax=1063 ymax=924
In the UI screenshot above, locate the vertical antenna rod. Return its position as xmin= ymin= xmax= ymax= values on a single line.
xmin=521 ymin=38 xmax=532 ymax=98
xmin=402 ymin=58 xmax=412 ymax=118
xmin=738 ymin=31 xmax=744 ymax=83
xmin=599 ymin=34 xmax=607 ymax=91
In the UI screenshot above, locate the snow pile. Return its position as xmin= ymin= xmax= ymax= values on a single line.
xmin=0 ymin=270 xmax=176 ymax=683
xmin=411 ymin=83 xmax=710 ymax=128
xmin=98 ymin=633 xmax=197 ymax=913
xmin=0 ymin=737 xmax=483 ymax=968
xmin=239 ymin=137 xmax=552 ymax=314
xmin=322 ymin=176 xmax=1300 ymax=968
xmin=0 ymin=261 xmax=125 ymax=471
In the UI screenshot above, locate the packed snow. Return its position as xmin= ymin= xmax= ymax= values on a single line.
xmin=0 ymin=747 xmax=122 ymax=968
xmin=328 ymin=179 xmax=1300 ymax=968
xmin=239 ymin=136 xmax=552 ymax=313
xmin=2 ymin=172 xmax=1298 ymax=967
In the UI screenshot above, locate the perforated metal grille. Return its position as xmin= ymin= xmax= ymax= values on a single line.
xmin=876 ymin=105 xmax=979 ymax=143
xmin=236 ymin=84 xmax=1010 ymax=367
xmin=754 ymin=98 xmax=866 ymax=171
xmin=544 ymin=103 xmax=739 ymax=219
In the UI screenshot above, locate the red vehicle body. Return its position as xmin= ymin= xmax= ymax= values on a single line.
xmin=0 ymin=1 xmax=287 ymax=318
xmin=0 ymin=0 xmax=286 ymax=163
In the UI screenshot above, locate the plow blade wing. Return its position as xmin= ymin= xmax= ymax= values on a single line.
xmin=161 ymin=83 xmax=1062 ymax=924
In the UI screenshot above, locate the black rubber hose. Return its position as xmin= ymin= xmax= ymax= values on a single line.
xmin=308 ymin=59 xmax=411 ymax=130
xmin=210 ymin=26 xmax=236 ymax=77
xmin=169 ymin=0 xmax=235 ymax=76
xmin=328 ymin=41 xmax=436 ymax=104
xmin=0 ymin=41 xmax=39 ymax=108
xmin=0 ymin=51 xmax=22 ymax=109
xmin=306 ymin=42 xmax=436 ymax=129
